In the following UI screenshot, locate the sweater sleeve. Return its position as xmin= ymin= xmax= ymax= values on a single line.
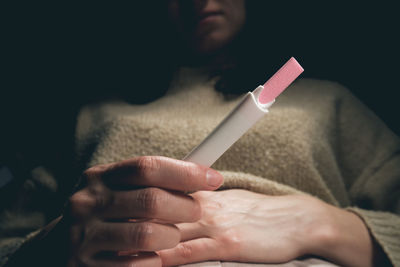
xmin=335 ymin=86 xmax=400 ymax=266
xmin=0 ymin=166 xmax=65 ymax=267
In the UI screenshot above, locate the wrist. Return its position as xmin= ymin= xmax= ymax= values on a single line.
xmin=310 ymin=204 xmax=375 ymax=267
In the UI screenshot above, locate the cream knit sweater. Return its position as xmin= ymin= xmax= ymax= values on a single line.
xmin=74 ymin=68 xmax=400 ymax=265
xmin=1 ymin=69 xmax=399 ymax=266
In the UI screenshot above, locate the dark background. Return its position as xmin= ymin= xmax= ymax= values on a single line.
xmin=1 ymin=2 xmax=399 ymax=173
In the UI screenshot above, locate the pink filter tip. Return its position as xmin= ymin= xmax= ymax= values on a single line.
xmin=258 ymin=57 xmax=304 ymax=104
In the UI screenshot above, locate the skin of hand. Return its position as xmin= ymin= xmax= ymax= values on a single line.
xmin=159 ymin=190 xmax=376 ymax=267
xmin=64 ymin=156 xmax=224 ymax=267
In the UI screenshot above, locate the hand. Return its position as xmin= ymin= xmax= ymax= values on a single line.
xmin=65 ymin=156 xmax=223 ymax=267
xmin=159 ymin=190 xmax=375 ymax=267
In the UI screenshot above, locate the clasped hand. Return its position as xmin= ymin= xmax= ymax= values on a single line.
xmin=66 ymin=156 xmax=223 ymax=266
xmin=65 ymin=156 xmax=373 ymax=267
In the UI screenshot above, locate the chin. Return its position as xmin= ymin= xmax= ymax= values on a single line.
xmin=192 ymin=31 xmax=233 ymax=55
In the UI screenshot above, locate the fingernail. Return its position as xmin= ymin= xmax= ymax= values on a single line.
xmin=206 ymin=169 xmax=223 ymax=187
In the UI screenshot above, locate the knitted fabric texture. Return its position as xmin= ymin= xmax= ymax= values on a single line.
xmin=1 ymin=68 xmax=399 ymax=266
xmin=74 ymin=70 xmax=400 ymax=265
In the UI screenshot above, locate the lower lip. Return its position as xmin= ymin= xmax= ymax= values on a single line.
xmin=197 ymin=14 xmax=222 ymax=26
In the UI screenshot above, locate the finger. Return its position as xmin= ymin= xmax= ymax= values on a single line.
xmin=96 ymin=156 xmax=224 ymax=191
xmin=86 ymin=221 xmax=180 ymax=253
xmin=102 ymin=187 xmax=202 ymax=223
xmin=158 ymin=238 xmax=220 ymax=267
xmin=176 ymin=222 xmax=205 ymax=241
xmin=92 ymin=252 xmax=161 ymax=267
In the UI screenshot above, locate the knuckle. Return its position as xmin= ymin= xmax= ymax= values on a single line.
xmin=87 ymin=182 xmax=112 ymax=213
xmin=130 ymin=223 xmax=153 ymax=249
xmin=135 ymin=156 xmax=160 ymax=179
xmin=92 ymin=189 xmax=110 ymax=213
xmin=176 ymin=242 xmax=194 ymax=259
xmin=68 ymin=191 xmax=95 ymax=219
xmin=137 ymin=187 xmax=166 ymax=215
xmin=68 ymin=185 xmax=111 ymax=218
xmin=177 ymin=163 xmax=202 ymax=191
xmin=203 ymin=212 xmax=223 ymax=227
xmin=219 ymin=229 xmax=242 ymax=251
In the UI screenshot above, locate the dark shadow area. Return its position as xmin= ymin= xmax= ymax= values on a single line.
xmin=1 ymin=2 xmax=399 ymax=182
